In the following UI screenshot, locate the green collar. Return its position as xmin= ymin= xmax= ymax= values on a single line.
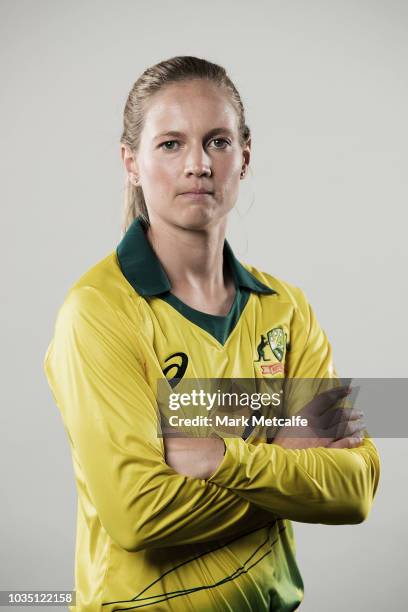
xmin=116 ymin=215 xmax=277 ymax=297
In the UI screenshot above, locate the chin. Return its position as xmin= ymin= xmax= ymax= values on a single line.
xmin=176 ymin=204 xmax=221 ymax=230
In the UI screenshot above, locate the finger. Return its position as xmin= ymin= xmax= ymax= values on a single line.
xmin=273 ymin=436 xmax=333 ymax=449
xmin=301 ymin=385 xmax=353 ymax=418
xmin=332 ymin=408 xmax=364 ymax=424
xmin=328 ymin=436 xmax=363 ymax=449
xmin=311 ymin=406 xmax=364 ymax=430
xmin=326 ymin=419 xmax=366 ymax=440
xmin=345 ymin=418 xmax=366 ymax=434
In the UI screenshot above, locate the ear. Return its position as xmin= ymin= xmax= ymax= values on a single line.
xmin=121 ymin=144 xmax=139 ymax=178
xmin=242 ymin=137 xmax=251 ymax=172
xmin=239 ymin=137 xmax=251 ymax=178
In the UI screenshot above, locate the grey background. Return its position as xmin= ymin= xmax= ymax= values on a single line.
xmin=1 ymin=0 xmax=407 ymax=610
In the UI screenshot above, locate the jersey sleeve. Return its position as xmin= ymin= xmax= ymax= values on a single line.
xmin=43 ymin=287 xmax=273 ymax=553
xmin=208 ymin=436 xmax=379 ymax=524
xmin=208 ymin=288 xmax=380 ymax=525
xmin=286 ymin=286 xmax=337 ymax=379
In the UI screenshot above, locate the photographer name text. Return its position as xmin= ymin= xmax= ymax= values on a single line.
xmin=167 ymin=414 xmax=308 ymax=427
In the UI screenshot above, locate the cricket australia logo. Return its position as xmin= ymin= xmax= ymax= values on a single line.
xmin=254 ymin=326 xmax=288 ymax=375
xmin=267 ymin=327 xmax=286 ymax=361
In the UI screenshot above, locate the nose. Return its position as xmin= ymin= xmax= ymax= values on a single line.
xmin=184 ymin=145 xmax=212 ymax=177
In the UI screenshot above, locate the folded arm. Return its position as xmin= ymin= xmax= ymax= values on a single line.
xmin=44 ymin=287 xmax=274 ymax=553
xmin=208 ymin=435 xmax=379 ymax=524
xmin=182 ymin=287 xmax=380 ymax=525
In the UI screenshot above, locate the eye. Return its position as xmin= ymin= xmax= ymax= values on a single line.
xmin=160 ymin=140 xmax=180 ymax=151
xmin=211 ymin=138 xmax=230 ymax=149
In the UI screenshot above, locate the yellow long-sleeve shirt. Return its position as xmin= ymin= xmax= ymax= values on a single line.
xmin=43 ymin=215 xmax=380 ymax=611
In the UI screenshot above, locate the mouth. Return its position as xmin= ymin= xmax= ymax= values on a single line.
xmin=179 ymin=187 xmax=213 ymax=195
xmin=179 ymin=191 xmax=213 ymax=199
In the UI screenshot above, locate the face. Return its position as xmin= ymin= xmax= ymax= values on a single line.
xmin=122 ymin=79 xmax=250 ymax=230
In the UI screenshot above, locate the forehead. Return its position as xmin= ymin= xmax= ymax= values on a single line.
xmin=142 ymin=80 xmax=238 ymax=136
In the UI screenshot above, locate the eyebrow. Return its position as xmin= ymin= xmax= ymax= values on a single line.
xmin=153 ymin=127 xmax=235 ymax=142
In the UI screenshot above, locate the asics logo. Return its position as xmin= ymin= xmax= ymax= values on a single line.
xmin=163 ymin=352 xmax=189 ymax=388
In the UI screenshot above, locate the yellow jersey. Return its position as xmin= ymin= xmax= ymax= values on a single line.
xmin=43 ymin=215 xmax=380 ymax=611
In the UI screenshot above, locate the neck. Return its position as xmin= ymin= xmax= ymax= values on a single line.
xmin=144 ymin=214 xmax=233 ymax=297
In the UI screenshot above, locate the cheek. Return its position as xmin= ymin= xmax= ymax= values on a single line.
xmin=217 ymin=151 xmax=241 ymax=177
xmin=217 ymin=157 xmax=241 ymax=194
xmin=142 ymin=158 xmax=176 ymax=196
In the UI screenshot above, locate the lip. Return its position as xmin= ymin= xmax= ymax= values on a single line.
xmin=180 ymin=189 xmax=213 ymax=195
xmin=180 ymin=191 xmax=213 ymax=199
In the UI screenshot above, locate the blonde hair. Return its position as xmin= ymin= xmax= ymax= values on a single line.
xmin=120 ymin=56 xmax=251 ymax=236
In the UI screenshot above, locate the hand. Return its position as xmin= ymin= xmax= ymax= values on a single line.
xmin=273 ymin=385 xmax=366 ymax=450
xmin=164 ymin=435 xmax=225 ymax=479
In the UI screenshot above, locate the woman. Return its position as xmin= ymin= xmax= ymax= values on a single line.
xmin=44 ymin=56 xmax=380 ymax=611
